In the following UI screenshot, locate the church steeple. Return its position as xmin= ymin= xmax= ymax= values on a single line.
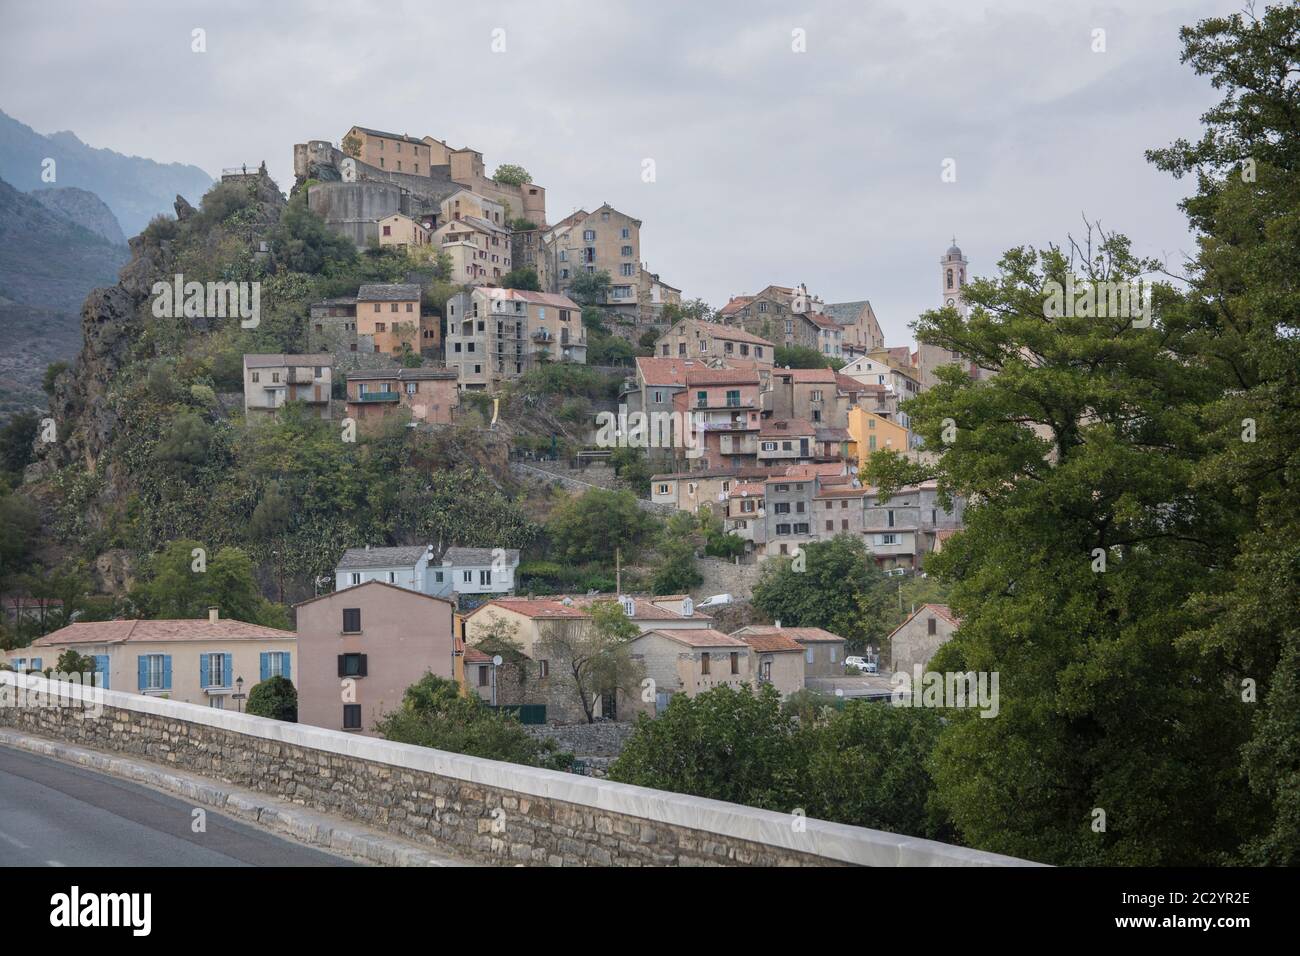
xmin=941 ymin=239 xmax=968 ymax=317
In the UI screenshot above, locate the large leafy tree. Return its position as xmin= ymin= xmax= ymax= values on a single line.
xmin=866 ymin=225 xmax=1255 ymax=864
xmin=1145 ymin=3 xmax=1300 ymax=865
xmin=129 ymin=539 xmax=288 ymax=628
xmin=538 ymin=599 xmax=643 ymax=724
xmin=751 ymin=535 xmax=888 ymax=650
xmin=545 ymin=488 xmax=657 ymax=564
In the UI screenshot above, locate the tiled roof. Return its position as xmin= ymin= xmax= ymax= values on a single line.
xmin=346 ymin=368 xmax=457 ymax=382
xmin=785 ymin=463 xmax=848 ymax=478
xmin=729 ymin=481 xmax=767 ymax=498
xmin=356 ymin=283 xmax=421 ymax=302
xmin=641 ymin=628 xmax=747 ymax=649
xmin=471 ymin=598 xmax=589 ymax=620
xmin=336 ymin=545 xmax=430 ymax=570
xmin=835 ymin=374 xmax=873 ymax=393
xmin=718 ymin=296 xmax=754 ymax=316
xmin=815 ymin=427 xmax=851 ymax=442
xmin=636 ymin=357 xmax=704 ymax=387
xmin=243 ymin=353 xmax=333 ymax=369
xmin=734 ymin=625 xmax=846 ymax=644
xmin=649 ymin=466 xmax=773 ymax=482
xmin=736 ymin=632 xmax=804 ymax=653
xmin=294 ymin=579 xmax=454 ymax=608
xmin=705 ymin=325 xmax=774 ymax=347
xmin=561 ymin=595 xmax=712 ymax=622
xmin=455 ymin=634 xmax=492 ymax=664
xmin=442 ymin=548 xmax=520 ymax=566
xmin=351 ymin=126 xmax=426 ymax=145
xmin=806 ymin=312 xmax=841 ymax=330
xmin=683 ymin=368 xmax=761 ymax=387
xmin=33 ymin=618 xmax=294 ymax=647
xmin=815 ymin=484 xmax=869 ymax=499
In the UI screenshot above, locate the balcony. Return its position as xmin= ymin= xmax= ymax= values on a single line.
xmin=352 ymin=391 xmax=400 ymax=403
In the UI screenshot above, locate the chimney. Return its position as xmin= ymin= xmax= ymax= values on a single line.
xmin=208 ymin=606 xmax=219 ymax=624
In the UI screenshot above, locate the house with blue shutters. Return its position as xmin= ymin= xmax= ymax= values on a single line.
xmin=13 ymin=607 xmax=295 ymax=709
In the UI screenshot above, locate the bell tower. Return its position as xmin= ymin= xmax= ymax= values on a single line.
xmin=940 ymin=238 xmax=968 ymax=317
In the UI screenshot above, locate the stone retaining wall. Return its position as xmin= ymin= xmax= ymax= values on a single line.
xmin=0 ymin=674 xmax=1036 ymax=867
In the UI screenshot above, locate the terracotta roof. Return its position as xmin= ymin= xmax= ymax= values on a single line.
xmin=718 ymin=296 xmax=754 ymax=316
xmin=636 ymin=356 xmax=705 ymax=387
xmin=784 ymin=463 xmax=847 ymax=478
xmin=683 ymin=368 xmax=761 ymax=387
xmin=835 ymin=374 xmax=873 ymax=393
xmin=734 ymin=625 xmax=846 ymax=644
xmin=640 ymin=628 xmax=747 ymax=649
xmin=33 ymin=618 xmax=294 ymax=647
xmin=736 ymin=632 xmax=804 ymax=653
xmin=815 ymin=485 xmax=869 ymax=499
xmin=729 ymin=481 xmax=767 ymax=498
xmin=455 ymin=635 xmax=492 ymax=664
xmin=806 ymin=312 xmax=841 ymax=330
xmin=469 ymin=598 xmax=589 ymax=620
xmin=561 ymin=595 xmax=712 ymax=622
xmin=706 ymin=325 xmax=774 ymax=347
xmin=243 ymin=353 xmax=333 ymax=369
xmin=356 ymin=283 xmax=421 ymax=301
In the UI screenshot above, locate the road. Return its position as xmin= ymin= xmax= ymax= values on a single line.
xmin=0 ymin=745 xmax=353 ymax=866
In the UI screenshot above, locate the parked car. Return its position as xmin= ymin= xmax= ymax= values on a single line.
xmin=697 ymin=593 xmax=733 ymax=609
xmin=846 ymin=656 xmax=874 ymax=673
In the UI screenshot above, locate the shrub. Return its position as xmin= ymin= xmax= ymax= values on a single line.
xmin=246 ymin=675 xmax=298 ymax=722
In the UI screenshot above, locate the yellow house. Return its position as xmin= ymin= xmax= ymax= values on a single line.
xmin=377 ymin=213 xmax=429 ymax=250
xmin=848 ymin=405 xmax=911 ymax=467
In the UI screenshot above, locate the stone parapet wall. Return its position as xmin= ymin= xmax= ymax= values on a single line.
xmin=0 ymin=674 xmax=1036 ymax=867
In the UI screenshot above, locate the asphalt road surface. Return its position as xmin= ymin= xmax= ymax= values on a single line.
xmin=0 ymin=745 xmax=353 ymax=866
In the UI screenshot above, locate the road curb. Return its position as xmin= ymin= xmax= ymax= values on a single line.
xmin=0 ymin=729 xmax=468 ymax=867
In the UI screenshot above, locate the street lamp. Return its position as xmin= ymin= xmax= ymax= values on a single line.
xmin=491 ymin=655 xmax=503 ymax=707
xmin=233 ymin=676 xmax=246 ymax=713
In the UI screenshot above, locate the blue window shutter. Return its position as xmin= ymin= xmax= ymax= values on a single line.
xmin=260 ymin=652 xmax=269 ymax=682
xmin=223 ymin=654 xmax=232 ymax=687
xmin=162 ymin=655 xmax=173 ymax=690
xmin=283 ymin=653 xmax=290 ymax=682
xmin=200 ymin=654 xmax=210 ymax=689
xmin=32 ymin=658 xmax=42 ymax=671
xmin=94 ymin=655 xmax=109 ymax=690
xmin=137 ymin=656 xmax=147 ymax=690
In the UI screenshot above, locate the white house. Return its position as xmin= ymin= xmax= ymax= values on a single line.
xmin=334 ymin=546 xmax=435 ymax=593
xmin=432 ymin=548 xmax=520 ymax=598
xmin=334 ymin=545 xmax=519 ymax=599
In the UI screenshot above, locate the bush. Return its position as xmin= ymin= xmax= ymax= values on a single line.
xmin=246 ymin=675 xmax=298 ymax=721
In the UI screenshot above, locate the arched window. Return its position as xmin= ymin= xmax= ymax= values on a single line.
xmin=946 ymin=269 xmax=954 ymax=289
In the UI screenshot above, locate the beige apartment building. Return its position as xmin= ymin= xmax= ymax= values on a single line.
xmin=295 ymin=581 xmax=455 ymax=735
xmin=543 ymin=204 xmax=644 ymax=320
xmin=342 ymin=126 xmax=435 ymax=175
xmin=376 ymin=213 xmax=429 ymax=251
xmin=626 ymin=628 xmax=752 ymax=717
xmin=430 ymin=216 xmax=513 ymax=285
xmin=13 ymin=611 xmax=296 ymax=708
xmin=823 ymin=300 xmax=885 ymax=353
xmin=439 ymin=189 xmax=505 ymax=229
xmin=243 ymin=353 xmax=333 ymax=421
xmin=445 ymin=287 xmax=584 ymax=389
xmin=655 ymin=318 xmax=775 ymax=371
xmin=355 ymin=283 xmax=427 ymax=358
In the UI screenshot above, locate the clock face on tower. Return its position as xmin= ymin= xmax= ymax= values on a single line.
xmin=947 ymin=298 xmax=955 ymax=307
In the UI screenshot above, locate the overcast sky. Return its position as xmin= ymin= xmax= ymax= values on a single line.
xmin=0 ymin=0 xmax=1238 ymax=345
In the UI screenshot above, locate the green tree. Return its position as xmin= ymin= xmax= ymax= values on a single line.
xmin=610 ymin=684 xmax=798 ymax=809
xmin=0 ymin=411 xmax=39 ymax=477
xmin=545 ymin=488 xmax=656 ymax=563
xmin=130 ymin=540 xmax=288 ymax=628
xmin=272 ymin=192 xmax=357 ymax=275
xmin=376 ymin=673 xmax=569 ymax=767
xmin=492 ymin=164 xmax=532 ymax=186
xmin=154 ymin=412 xmax=213 ymax=476
xmin=501 ymin=266 xmax=542 ymax=291
xmin=52 ymin=648 xmax=96 ymax=678
xmin=1144 ymin=2 xmax=1300 ymax=865
xmin=651 ymin=511 xmax=702 ymax=595
xmin=608 ymin=446 xmax=652 ymax=496
xmin=246 ymin=675 xmax=298 ymax=721
xmin=751 ymin=536 xmax=887 ymax=650
xmin=773 ymin=345 xmax=844 ymax=370
xmin=568 ymin=271 xmax=611 ymax=308
xmin=43 ymin=361 xmax=68 ymax=396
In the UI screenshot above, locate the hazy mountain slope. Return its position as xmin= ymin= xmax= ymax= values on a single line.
xmin=29 ymin=186 xmax=127 ymax=246
xmin=0 ymin=176 xmax=130 ymax=418
xmin=0 ymin=108 xmax=213 ymax=238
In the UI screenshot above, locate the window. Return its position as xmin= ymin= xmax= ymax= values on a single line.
xmin=726 ymin=389 xmax=740 ymax=407
xmin=462 ymin=570 xmax=473 ymax=584
xmin=621 ymin=227 xmax=629 ymax=239
xmin=928 ymin=617 xmax=937 ymax=635
xmin=386 ymin=571 xmax=396 ymax=583
xmin=139 ymin=654 xmax=167 ymax=691
xmin=700 ymin=654 xmax=711 ymax=675
xmin=338 ymin=653 xmax=367 ymax=677
xmin=479 ymin=569 xmax=492 ymax=586
xmin=830 ymin=647 xmax=839 ymax=663
xmin=621 ymin=245 xmax=633 ymax=256
xmin=264 ymin=652 xmax=290 ymax=680
xmin=756 ymin=347 xmax=764 ymax=358
xmin=730 ymin=652 xmax=739 ymax=675
xmin=343 ymin=704 xmax=362 ymax=729
xmin=774 ymin=502 xmax=791 ymax=514
xmin=203 ymin=652 xmax=228 ymax=688
xmin=434 ymin=570 xmax=444 ymax=583
xmin=806 ymin=647 xmax=814 ymax=664
xmin=842 ymin=519 xmax=849 ymax=530
xmin=776 ymin=523 xmax=791 ymax=535
xmin=887 ymin=510 xmax=895 ymax=527
xmin=583 ymin=229 xmax=595 ymax=241
xmin=761 ymin=659 xmax=772 ymax=682
xmin=762 ymin=442 xmax=776 ymax=452
xmin=794 ymin=523 xmax=809 ymax=534
xmin=539 ymin=660 xmax=549 ymax=679
xmin=827 ymin=520 xmax=834 ymax=532
xmin=342 ymin=608 xmax=361 ymax=633
xmin=348 ymin=572 xmax=361 ymax=586
xmin=477 ymin=665 xmax=490 ymax=687
xmin=657 ymin=483 xmax=669 ymax=495
xmin=251 ymin=371 xmax=260 ymax=383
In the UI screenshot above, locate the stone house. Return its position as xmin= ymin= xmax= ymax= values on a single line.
xmin=445 ymin=287 xmax=585 ymax=390
xmin=655 ymin=318 xmax=775 ymax=372
xmin=377 ymin=213 xmax=429 ymax=250
xmin=731 ymin=625 xmax=848 ymax=678
xmin=735 ymin=629 xmax=806 ymax=699
xmin=295 ymin=581 xmax=455 ymax=735
xmin=343 ymin=368 xmax=460 ymax=425
xmin=242 ymin=353 xmax=333 ymax=421
xmin=822 ymin=300 xmax=885 ymax=354
xmin=543 ymin=204 xmax=644 ymax=321
xmin=671 ymin=367 xmax=764 ymax=471
xmin=431 ymin=215 xmax=513 ymax=285
xmin=342 ymin=126 xmax=435 ymax=176
xmin=762 ymin=475 xmax=817 ymax=556
xmin=626 ymin=628 xmax=752 ymax=717
xmin=718 ymin=283 xmax=823 ymax=351
xmin=12 ymin=609 xmax=295 ymax=709
xmin=887 ymin=603 xmax=960 ymax=676
xmin=757 ymin=418 xmax=817 ymax=468
xmin=355 ymin=283 xmax=430 ymax=358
